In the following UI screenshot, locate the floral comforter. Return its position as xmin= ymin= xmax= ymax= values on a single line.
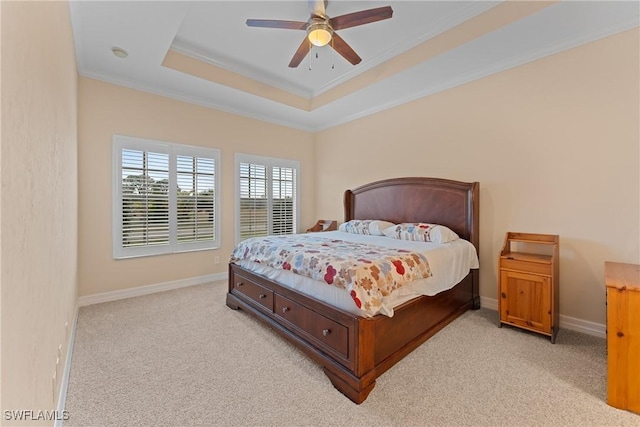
xmin=230 ymin=234 xmax=432 ymax=315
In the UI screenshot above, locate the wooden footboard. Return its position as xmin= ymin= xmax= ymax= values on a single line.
xmin=226 ymin=263 xmax=477 ymax=403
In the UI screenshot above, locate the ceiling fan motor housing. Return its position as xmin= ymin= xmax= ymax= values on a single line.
xmin=307 ymin=18 xmax=333 ymax=47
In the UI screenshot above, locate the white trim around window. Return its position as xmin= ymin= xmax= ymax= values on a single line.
xmin=112 ymin=135 xmax=221 ymax=259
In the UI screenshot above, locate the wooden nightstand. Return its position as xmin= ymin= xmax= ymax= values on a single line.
xmin=306 ymin=220 xmax=337 ymax=233
xmin=498 ymin=232 xmax=559 ymax=343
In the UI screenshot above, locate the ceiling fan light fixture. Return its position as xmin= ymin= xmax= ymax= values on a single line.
xmin=307 ymin=21 xmax=332 ymax=47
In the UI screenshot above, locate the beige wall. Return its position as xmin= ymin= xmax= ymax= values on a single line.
xmin=0 ymin=1 xmax=635 ymax=420
xmin=314 ymin=29 xmax=640 ymax=326
xmin=77 ymin=78 xmax=315 ymax=296
xmin=0 ymin=1 xmax=3 ymax=416
xmin=1 ymin=1 xmax=78 ymax=423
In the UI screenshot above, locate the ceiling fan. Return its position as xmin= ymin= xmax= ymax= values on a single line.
xmin=246 ymin=0 xmax=393 ymax=68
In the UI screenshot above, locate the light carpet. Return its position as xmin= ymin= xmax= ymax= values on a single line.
xmin=64 ymin=281 xmax=639 ymax=426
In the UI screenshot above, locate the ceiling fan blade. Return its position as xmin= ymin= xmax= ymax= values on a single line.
xmin=246 ymin=19 xmax=308 ymax=30
xmin=331 ymin=33 xmax=361 ymax=65
xmin=288 ymin=37 xmax=311 ymax=68
xmin=308 ymin=0 xmax=328 ymax=18
xmin=330 ymin=6 xmax=393 ymax=31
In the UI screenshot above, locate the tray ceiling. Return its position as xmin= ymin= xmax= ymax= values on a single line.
xmin=69 ymin=1 xmax=639 ymax=131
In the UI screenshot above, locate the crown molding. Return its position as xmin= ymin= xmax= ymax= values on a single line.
xmin=170 ymin=2 xmax=500 ymax=101
xmin=310 ymin=1 xmax=501 ymax=97
xmin=170 ymin=41 xmax=313 ymax=99
xmin=312 ymin=17 xmax=640 ymax=131
xmin=79 ymin=10 xmax=639 ymax=133
xmin=78 ymin=70 xmax=315 ymax=132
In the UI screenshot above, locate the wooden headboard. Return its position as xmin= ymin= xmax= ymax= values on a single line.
xmin=344 ymin=177 xmax=479 ymax=253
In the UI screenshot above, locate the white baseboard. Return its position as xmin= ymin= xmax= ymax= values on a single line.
xmin=479 ymin=296 xmax=605 ymax=339
xmin=78 ymin=273 xmax=227 ymax=307
xmin=558 ymin=314 xmax=606 ymax=338
xmin=480 ymin=296 xmax=499 ymax=311
xmin=55 ymin=306 xmax=78 ymax=427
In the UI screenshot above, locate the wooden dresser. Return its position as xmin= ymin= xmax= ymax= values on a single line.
xmin=605 ymin=261 xmax=640 ymax=414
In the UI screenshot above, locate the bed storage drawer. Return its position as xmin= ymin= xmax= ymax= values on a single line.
xmin=274 ymin=294 xmax=349 ymax=358
xmin=232 ymin=275 xmax=274 ymax=312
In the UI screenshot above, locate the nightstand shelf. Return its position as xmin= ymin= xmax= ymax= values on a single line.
xmin=498 ymin=232 xmax=559 ymax=343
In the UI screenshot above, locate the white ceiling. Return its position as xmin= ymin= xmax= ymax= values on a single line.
xmin=69 ymin=1 xmax=639 ymax=131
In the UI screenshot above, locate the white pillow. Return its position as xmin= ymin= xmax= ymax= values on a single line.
xmin=369 ymin=220 xmax=396 ymax=236
xmin=339 ymin=219 xmax=396 ymax=236
xmin=382 ymin=223 xmax=459 ymax=243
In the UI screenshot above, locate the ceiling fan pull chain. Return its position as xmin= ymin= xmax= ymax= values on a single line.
xmin=331 ymin=38 xmax=335 ymax=69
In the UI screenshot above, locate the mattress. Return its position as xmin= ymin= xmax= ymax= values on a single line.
xmin=233 ymin=230 xmax=479 ymax=317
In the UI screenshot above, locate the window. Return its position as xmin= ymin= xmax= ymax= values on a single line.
xmin=113 ymin=135 xmax=220 ymax=258
xmin=235 ymin=153 xmax=299 ymax=243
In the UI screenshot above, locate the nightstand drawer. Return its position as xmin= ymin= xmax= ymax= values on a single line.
xmin=500 ymin=257 xmax=551 ymax=276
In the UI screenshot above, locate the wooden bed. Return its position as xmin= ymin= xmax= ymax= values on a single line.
xmin=226 ymin=177 xmax=480 ymax=403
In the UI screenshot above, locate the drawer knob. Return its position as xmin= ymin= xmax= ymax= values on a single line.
xmin=282 ymin=307 xmax=290 ymax=313
xmin=259 ymin=294 xmax=266 ymax=299
xmin=322 ymin=329 xmax=331 ymax=336
xmin=501 ymin=292 xmax=506 ymax=299
xmin=237 ymin=282 xmax=244 ymax=286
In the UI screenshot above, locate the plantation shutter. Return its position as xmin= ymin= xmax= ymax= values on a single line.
xmin=239 ymin=162 xmax=268 ymax=240
xmin=236 ymin=154 xmax=299 ymax=242
xmin=271 ymin=166 xmax=296 ymax=235
xmin=176 ymin=155 xmax=216 ymax=244
xmin=121 ymin=148 xmax=170 ymax=248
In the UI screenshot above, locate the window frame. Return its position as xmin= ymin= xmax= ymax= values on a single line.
xmin=234 ymin=153 xmax=300 ymax=244
xmin=112 ymin=135 xmax=221 ymax=259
